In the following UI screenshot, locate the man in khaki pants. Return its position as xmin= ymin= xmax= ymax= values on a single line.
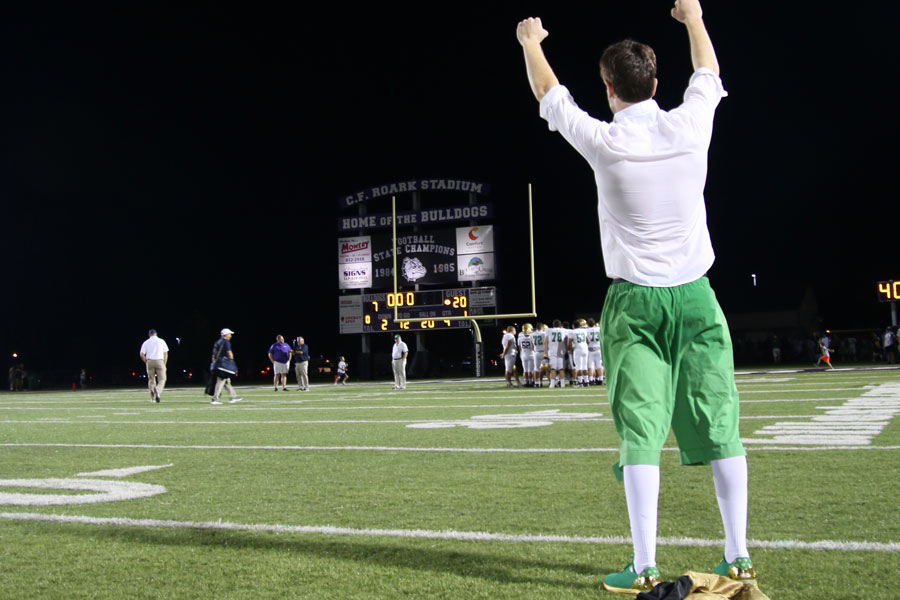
xmin=292 ymin=336 xmax=310 ymax=391
xmin=139 ymin=329 xmax=169 ymax=403
xmin=391 ymin=334 xmax=409 ymax=390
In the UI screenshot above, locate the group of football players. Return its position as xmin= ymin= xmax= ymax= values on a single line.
xmin=498 ymin=318 xmax=604 ymax=388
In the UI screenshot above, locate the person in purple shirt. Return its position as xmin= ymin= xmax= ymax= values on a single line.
xmin=267 ymin=334 xmax=292 ymax=391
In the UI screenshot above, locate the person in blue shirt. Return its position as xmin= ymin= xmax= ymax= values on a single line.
xmin=292 ymin=336 xmax=310 ymax=391
xmin=268 ymin=334 xmax=292 ymax=391
xmin=211 ymin=328 xmax=242 ymax=405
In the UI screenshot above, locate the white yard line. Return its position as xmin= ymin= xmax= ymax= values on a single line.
xmin=0 ymin=402 xmax=607 ymax=412
xmin=0 ymin=511 xmax=896 ymax=553
xmin=0 ymin=414 xmax=840 ymax=425
xmin=2 ymin=442 xmax=899 ymax=453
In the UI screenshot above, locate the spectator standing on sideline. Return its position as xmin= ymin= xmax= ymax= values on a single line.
xmin=334 ymin=356 xmax=349 ymax=385
xmin=13 ymin=363 xmax=25 ymax=391
xmin=884 ymin=326 xmax=897 ymax=364
xmin=517 ymin=0 xmax=753 ymax=592
xmin=391 ymin=334 xmax=409 ymax=390
xmin=211 ymin=328 xmax=242 ymax=405
xmin=268 ymin=335 xmax=292 ymax=391
xmin=292 ymin=336 xmax=310 ymax=391
xmin=139 ymin=329 xmax=169 ymax=403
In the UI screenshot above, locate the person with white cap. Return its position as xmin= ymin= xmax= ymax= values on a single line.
xmin=210 ymin=328 xmax=242 ymax=405
xmin=139 ymin=328 xmax=169 ymax=403
xmin=391 ymin=334 xmax=409 ymax=390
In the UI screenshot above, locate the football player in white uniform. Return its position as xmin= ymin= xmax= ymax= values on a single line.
xmin=568 ymin=318 xmax=590 ymax=386
xmin=518 ymin=323 xmax=536 ymax=387
xmin=546 ymin=319 xmax=568 ymax=387
xmin=530 ymin=322 xmax=549 ymax=387
xmin=586 ymin=317 xmax=605 ymax=385
xmin=500 ymin=324 xmax=520 ymax=387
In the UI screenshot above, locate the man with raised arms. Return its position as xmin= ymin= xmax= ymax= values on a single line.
xmin=518 ymin=0 xmax=754 ymax=592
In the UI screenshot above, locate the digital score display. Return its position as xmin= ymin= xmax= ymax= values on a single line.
xmin=360 ymin=287 xmax=496 ymax=332
xmin=877 ymin=280 xmax=900 ymax=302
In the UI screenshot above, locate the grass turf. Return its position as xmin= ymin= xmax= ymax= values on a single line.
xmin=1 ymin=368 xmax=899 ymax=598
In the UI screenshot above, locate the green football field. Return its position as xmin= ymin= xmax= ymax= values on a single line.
xmin=2 ymin=368 xmax=898 ymax=599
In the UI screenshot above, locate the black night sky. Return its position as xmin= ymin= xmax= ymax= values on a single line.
xmin=1 ymin=3 xmax=895 ymax=384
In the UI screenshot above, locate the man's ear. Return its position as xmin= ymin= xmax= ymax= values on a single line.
xmin=651 ymin=78 xmax=658 ymax=98
xmin=604 ymin=80 xmax=615 ymax=98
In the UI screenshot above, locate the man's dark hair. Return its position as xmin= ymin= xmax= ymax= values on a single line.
xmin=599 ymin=39 xmax=657 ymax=103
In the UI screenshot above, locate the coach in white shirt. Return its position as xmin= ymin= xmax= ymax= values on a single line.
xmin=391 ymin=334 xmax=409 ymax=390
xmin=140 ymin=329 xmax=169 ymax=403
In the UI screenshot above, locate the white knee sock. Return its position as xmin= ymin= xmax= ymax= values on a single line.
xmin=711 ymin=455 xmax=750 ymax=562
xmin=623 ymin=464 xmax=660 ymax=573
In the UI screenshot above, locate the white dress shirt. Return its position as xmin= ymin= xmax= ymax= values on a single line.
xmin=540 ymin=68 xmax=727 ymax=287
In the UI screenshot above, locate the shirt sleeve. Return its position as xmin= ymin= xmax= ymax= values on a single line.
xmin=667 ymin=68 xmax=727 ymax=141
xmin=539 ymin=85 xmax=609 ymax=165
xmin=683 ymin=68 xmax=727 ymax=107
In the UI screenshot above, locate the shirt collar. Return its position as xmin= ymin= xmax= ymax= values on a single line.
xmin=612 ymin=99 xmax=659 ymax=123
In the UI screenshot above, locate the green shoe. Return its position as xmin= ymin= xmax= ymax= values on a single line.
xmin=713 ymin=556 xmax=757 ymax=586
xmin=602 ymin=560 xmax=660 ymax=594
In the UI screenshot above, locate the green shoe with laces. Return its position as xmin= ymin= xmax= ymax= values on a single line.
xmin=602 ymin=559 xmax=660 ymax=594
xmin=713 ymin=556 xmax=757 ymax=586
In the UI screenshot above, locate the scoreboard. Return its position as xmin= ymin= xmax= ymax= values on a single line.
xmin=877 ymin=280 xmax=900 ymax=302
xmin=339 ymin=287 xmax=497 ymax=333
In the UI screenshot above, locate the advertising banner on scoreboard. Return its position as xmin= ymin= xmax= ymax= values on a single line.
xmin=456 ymin=225 xmax=494 ymax=255
xmin=338 ymin=296 xmax=364 ymax=334
xmin=338 ymin=263 xmax=372 ymax=289
xmin=457 ymin=253 xmax=496 ymax=281
xmin=338 ymin=236 xmax=372 ymax=264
